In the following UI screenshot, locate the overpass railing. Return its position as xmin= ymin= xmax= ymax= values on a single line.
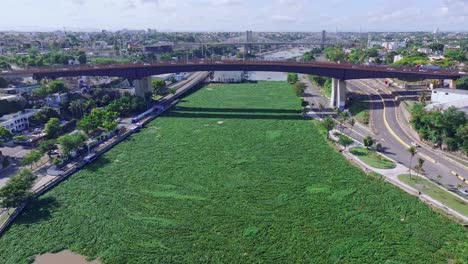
xmin=2 ymin=59 xmax=462 ymax=78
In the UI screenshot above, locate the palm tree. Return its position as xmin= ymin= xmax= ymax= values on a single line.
xmin=419 ymin=92 xmax=428 ymax=104
xmin=416 ymin=158 xmax=425 ymax=175
xmin=349 ymin=118 xmax=355 ymax=132
xmin=408 ymin=146 xmax=417 ymax=180
xmin=363 ymin=136 xmax=374 ymax=149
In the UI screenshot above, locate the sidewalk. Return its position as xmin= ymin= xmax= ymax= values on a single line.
xmin=334 ymin=132 xmax=468 ymax=223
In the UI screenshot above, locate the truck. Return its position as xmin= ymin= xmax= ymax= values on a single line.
xmin=417 ymin=64 xmax=441 ymax=71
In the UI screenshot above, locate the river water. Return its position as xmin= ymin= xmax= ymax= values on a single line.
xmin=250 ymin=47 xmax=312 ymax=81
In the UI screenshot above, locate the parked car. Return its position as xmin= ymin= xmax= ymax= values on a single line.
xmin=410 ymin=141 xmax=420 ymax=147
xmin=84 ymin=153 xmax=97 ymax=163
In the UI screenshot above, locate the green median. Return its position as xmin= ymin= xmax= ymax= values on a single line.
xmin=350 ymin=147 xmax=396 ymax=169
xmin=398 ymin=174 xmax=468 ymax=216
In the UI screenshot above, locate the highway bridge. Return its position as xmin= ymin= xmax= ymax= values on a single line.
xmin=1 ymin=60 xmax=463 ymax=109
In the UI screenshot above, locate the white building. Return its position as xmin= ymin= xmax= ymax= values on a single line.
xmin=427 ymin=89 xmax=468 ymax=114
xmin=394 ymin=55 xmax=404 ymax=63
xmin=45 ymin=93 xmax=68 ymax=107
xmin=211 ymin=71 xmax=247 ymax=83
xmin=417 ymin=48 xmax=433 ymax=54
xmin=0 ymin=109 xmax=39 ymax=132
xmin=15 ymin=84 xmax=41 ymax=95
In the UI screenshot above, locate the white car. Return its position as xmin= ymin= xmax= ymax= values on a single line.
xmin=410 ymin=142 xmax=420 ymax=147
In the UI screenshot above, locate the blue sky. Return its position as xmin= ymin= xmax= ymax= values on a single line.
xmin=0 ymin=0 xmax=466 ymax=32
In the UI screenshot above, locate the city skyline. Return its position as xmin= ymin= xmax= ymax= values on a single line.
xmin=0 ymin=0 xmax=466 ymax=32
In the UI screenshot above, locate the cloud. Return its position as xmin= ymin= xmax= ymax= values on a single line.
xmin=209 ymin=0 xmax=243 ymax=6
xmin=72 ymin=0 xmax=86 ymax=5
xmin=271 ymin=15 xmax=296 ymax=23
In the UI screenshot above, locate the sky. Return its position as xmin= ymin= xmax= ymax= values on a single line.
xmin=0 ymin=0 xmax=466 ymax=32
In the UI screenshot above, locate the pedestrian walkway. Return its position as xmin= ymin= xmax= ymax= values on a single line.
xmin=339 ymin=138 xmax=468 ymax=223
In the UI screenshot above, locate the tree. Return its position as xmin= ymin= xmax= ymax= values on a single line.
xmin=338 ymin=111 xmax=349 ymax=132
xmin=457 ymin=76 xmax=468 ymax=90
xmin=324 ymin=47 xmax=347 ymax=62
xmin=0 ymin=169 xmax=36 ymax=212
xmin=44 ymin=118 xmax=61 ymax=139
xmin=0 ymin=77 xmax=8 ymax=88
xmin=38 ymin=139 xmax=57 ymax=159
xmin=287 ymin=73 xmax=298 ymax=84
xmin=21 ymin=150 xmax=42 ymax=168
xmin=57 ymin=132 xmax=87 ymax=157
xmin=408 ymin=146 xmax=418 ymax=180
xmin=419 ymin=92 xmax=428 ymax=103
xmin=77 ymin=51 xmax=87 ymax=65
xmin=415 ymin=158 xmax=425 ymax=175
xmin=322 ymin=117 xmax=335 ymax=139
xmin=78 ymin=108 xmax=118 ymax=135
xmin=48 ymin=80 xmax=68 ymax=94
xmin=152 ymin=79 xmax=166 ymax=95
xmin=30 ymin=107 xmax=60 ymax=127
xmin=0 ymin=126 xmax=13 ymax=140
xmin=338 ymin=135 xmax=354 ymax=150
xmin=292 ymin=82 xmax=306 ymax=97
xmin=363 ymin=136 xmax=374 ymax=149
xmin=348 ymin=118 xmax=355 ymax=132
xmin=69 ymin=100 xmax=86 ymax=118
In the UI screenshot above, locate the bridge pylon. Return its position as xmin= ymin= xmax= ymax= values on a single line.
xmin=330 ymin=78 xmax=346 ymax=110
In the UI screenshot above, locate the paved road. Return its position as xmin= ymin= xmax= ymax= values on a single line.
xmin=347 ymin=79 xmax=466 ymax=187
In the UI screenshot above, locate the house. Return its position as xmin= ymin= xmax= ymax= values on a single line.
xmin=45 ymin=93 xmax=68 ymax=107
xmin=0 ymin=109 xmax=40 ymax=132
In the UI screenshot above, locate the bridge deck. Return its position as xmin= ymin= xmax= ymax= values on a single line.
xmin=1 ymin=60 xmax=463 ymax=81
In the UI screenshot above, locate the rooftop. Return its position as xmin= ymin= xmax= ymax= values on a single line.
xmin=432 ymin=88 xmax=468 ymax=95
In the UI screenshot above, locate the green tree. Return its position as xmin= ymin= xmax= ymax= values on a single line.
xmin=287 ymin=73 xmax=298 ymax=84
xmin=322 ymin=117 xmax=335 ymax=139
xmin=57 ymin=132 xmax=87 ymax=157
xmin=77 ymin=51 xmax=87 ymax=65
xmin=338 ymin=135 xmax=354 ymax=150
xmin=292 ymin=82 xmax=305 ymax=97
xmin=78 ymin=108 xmax=118 ymax=135
xmin=48 ymin=80 xmax=68 ymax=94
xmin=0 ymin=169 xmax=36 ymax=212
xmin=21 ymin=150 xmax=42 ymax=169
xmin=152 ymin=79 xmax=166 ymax=95
xmin=415 ymin=158 xmax=425 ymax=175
xmin=408 ymin=146 xmax=418 ymax=180
xmin=69 ymin=100 xmax=86 ymax=118
xmin=0 ymin=126 xmax=13 ymax=140
xmin=457 ymin=76 xmax=468 ymax=90
xmin=38 ymin=139 xmax=57 ymax=159
xmin=324 ymin=47 xmax=347 ymax=62
xmin=44 ymin=118 xmax=61 ymax=139
xmin=363 ymin=136 xmax=374 ymax=149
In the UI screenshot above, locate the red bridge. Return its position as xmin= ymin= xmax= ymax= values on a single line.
xmin=1 ymin=60 xmax=464 ymax=109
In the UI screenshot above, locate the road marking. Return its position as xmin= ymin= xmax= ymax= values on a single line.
xmin=355 ymin=80 xmax=438 ymax=164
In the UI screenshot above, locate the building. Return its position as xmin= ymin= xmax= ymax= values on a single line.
xmin=15 ymin=84 xmax=41 ymax=95
xmin=211 ymin=71 xmax=247 ymax=83
xmin=0 ymin=109 xmax=39 ymax=132
xmin=45 ymin=93 xmax=68 ymax=107
xmin=427 ymin=89 xmax=468 ymax=114
xmin=417 ymin=48 xmax=433 ymax=54
xmin=394 ymin=55 xmax=404 ymax=63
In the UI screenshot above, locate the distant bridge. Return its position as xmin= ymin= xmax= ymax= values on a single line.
xmin=1 ymin=60 xmax=463 ymax=109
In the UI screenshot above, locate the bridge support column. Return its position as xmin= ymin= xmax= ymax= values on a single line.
xmin=132 ymin=77 xmax=152 ymax=97
xmin=330 ymin=78 xmax=347 ymax=110
xmin=449 ymin=79 xmax=457 ymax=89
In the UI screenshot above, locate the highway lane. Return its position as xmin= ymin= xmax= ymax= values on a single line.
xmin=350 ymin=80 xmax=467 ymax=187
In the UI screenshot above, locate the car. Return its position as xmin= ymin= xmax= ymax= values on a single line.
xmin=84 ymin=153 xmax=97 ymax=163
xmin=457 ymin=189 xmax=468 ymax=197
xmin=410 ymin=141 xmax=420 ymax=147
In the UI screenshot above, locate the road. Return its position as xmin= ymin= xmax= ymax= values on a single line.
xmin=348 ymin=79 xmax=466 ymax=187
xmin=301 ymin=74 xmax=467 ymax=188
